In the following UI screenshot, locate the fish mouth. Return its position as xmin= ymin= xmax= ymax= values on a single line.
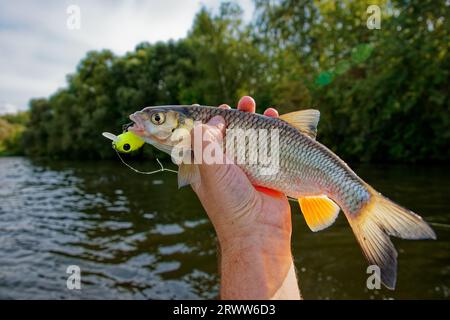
xmin=128 ymin=112 xmax=147 ymax=136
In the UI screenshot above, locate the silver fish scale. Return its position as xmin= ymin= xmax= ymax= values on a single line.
xmin=185 ymin=106 xmax=370 ymax=215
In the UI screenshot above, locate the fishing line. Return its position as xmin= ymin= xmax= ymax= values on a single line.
xmin=115 ymin=149 xmax=178 ymax=175
xmin=429 ymin=222 xmax=450 ymax=229
xmin=288 ymin=197 xmax=298 ymax=203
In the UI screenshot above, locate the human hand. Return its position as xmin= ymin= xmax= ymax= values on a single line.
xmin=190 ymin=96 xmax=300 ymax=299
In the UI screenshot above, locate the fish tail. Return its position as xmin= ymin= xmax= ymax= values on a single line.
xmin=344 ymin=184 xmax=436 ymax=289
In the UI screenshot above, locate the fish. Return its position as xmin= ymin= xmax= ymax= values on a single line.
xmin=128 ymin=105 xmax=436 ymax=289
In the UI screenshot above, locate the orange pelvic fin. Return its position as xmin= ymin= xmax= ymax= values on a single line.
xmin=298 ymin=195 xmax=340 ymax=232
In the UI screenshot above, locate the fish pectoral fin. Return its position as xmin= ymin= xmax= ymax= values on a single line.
xmin=299 ymin=195 xmax=340 ymax=232
xmin=178 ymin=163 xmax=200 ymax=188
xmin=280 ymin=109 xmax=320 ymax=139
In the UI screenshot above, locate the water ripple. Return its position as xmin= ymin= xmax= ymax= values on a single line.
xmin=0 ymin=158 xmax=448 ymax=299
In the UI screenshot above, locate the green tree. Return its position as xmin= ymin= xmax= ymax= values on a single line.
xmin=187 ymin=3 xmax=273 ymax=108
xmin=254 ymin=0 xmax=449 ymax=162
xmin=20 ymin=0 xmax=449 ymax=163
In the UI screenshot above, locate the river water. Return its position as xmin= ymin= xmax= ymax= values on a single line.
xmin=0 ymin=157 xmax=448 ymax=299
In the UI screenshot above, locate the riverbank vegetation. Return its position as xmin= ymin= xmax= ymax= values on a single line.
xmin=2 ymin=0 xmax=448 ymax=162
xmin=0 ymin=112 xmax=28 ymax=156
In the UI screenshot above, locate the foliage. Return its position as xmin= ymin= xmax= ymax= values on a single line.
xmin=0 ymin=112 xmax=28 ymax=155
xmin=15 ymin=0 xmax=450 ymax=162
xmin=254 ymin=0 xmax=449 ymax=162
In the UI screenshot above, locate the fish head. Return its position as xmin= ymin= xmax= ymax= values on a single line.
xmin=128 ymin=106 xmax=193 ymax=155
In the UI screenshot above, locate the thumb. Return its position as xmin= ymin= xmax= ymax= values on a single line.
xmin=205 ymin=115 xmax=226 ymax=142
xmin=191 ymin=116 xmax=254 ymax=195
xmin=192 ymin=116 xmax=226 ymax=165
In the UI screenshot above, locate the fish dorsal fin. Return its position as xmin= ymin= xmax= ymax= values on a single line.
xmin=280 ymin=109 xmax=320 ymax=139
xmin=298 ymin=195 xmax=340 ymax=232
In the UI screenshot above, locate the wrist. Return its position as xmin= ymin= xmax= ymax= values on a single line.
xmin=218 ymin=226 xmax=292 ymax=259
xmin=215 ymin=199 xmax=292 ymax=256
xmin=219 ymin=233 xmax=295 ymax=299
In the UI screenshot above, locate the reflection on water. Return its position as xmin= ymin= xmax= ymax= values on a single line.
xmin=0 ymin=157 xmax=448 ymax=299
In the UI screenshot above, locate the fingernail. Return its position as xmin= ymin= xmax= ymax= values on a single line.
xmin=208 ymin=116 xmax=225 ymax=129
xmin=237 ymin=96 xmax=256 ymax=113
xmin=264 ymin=107 xmax=279 ymax=118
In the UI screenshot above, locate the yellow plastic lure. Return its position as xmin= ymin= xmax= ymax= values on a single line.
xmin=102 ymin=131 xmax=145 ymax=153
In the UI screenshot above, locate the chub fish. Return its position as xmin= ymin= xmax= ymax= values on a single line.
xmin=128 ymin=105 xmax=436 ymax=289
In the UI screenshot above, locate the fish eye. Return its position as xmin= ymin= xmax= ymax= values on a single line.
xmin=123 ymin=143 xmax=131 ymax=151
xmin=151 ymin=112 xmax=165 ymax=125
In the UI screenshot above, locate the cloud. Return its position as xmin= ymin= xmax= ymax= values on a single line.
xmin=0 ymin=102 xmax=19 ymax=115
xmin=0 ymin=0 xmax=254 ymax=114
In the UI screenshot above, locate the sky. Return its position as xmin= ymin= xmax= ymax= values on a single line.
xmin=0 ymin=0 xmax=254 ymax=114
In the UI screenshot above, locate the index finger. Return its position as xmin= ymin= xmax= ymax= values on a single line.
xmin=237 ymin=96 xmax=256 ymax=113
